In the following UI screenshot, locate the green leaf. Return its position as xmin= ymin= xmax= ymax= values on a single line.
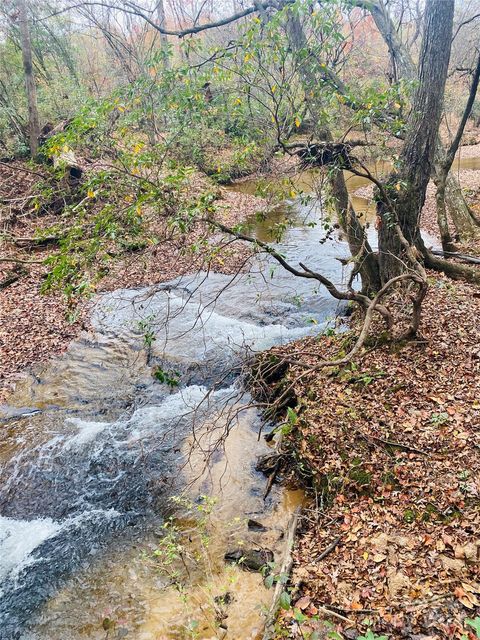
xmin=466 ymin=618 xmax=480 ymax=638
xmin=279 ymin=590 xmax=291 ymax=610
xmin=264 ymin=574 xmax=274 ymax=589
xmin=294 ymin=608 xmax=307 ymax=623
xmin=357 ymin=631 xmax=389 ymax=640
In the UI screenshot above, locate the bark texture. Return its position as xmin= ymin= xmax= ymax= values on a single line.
xmin=377 ymin=0 xmax=454 ymax=282
xmin=284 ymin=6 xmax=380 ymax=293
xmin=364 ymin=0 xmax=479 ymax=240
xmin=155 ymin=0 xmax=170 ymax=68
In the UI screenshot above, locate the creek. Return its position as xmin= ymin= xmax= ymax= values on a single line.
xmin=0 ymin=154 xmax=478 ymax=639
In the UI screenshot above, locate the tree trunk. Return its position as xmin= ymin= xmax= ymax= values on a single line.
xmin=377 ymin=0 xmax=454 ymax=283
xmin=16 ymin=0 xmax=40 ymax=158
xmin=434 ymin=52 xmax=480 ymax=247
xmin=364 ymin=0 xmax=479 ymax=241
xmin=284 ymin=6 xmax=380 ymax=293
xmin=156 ymin=0 xmax=170 ymax=68
xmin=434 ymin=173 xmax=456 ymax=252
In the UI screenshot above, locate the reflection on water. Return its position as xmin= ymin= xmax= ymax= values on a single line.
xmin=234 ymin=153 xmax=480 ymax=242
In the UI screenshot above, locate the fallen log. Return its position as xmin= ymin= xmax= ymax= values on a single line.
xmin=430 ymin=249 xmax=480 ymax=265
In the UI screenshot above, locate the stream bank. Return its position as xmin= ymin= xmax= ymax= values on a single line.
xmin=264 ymin=275 xmax=480 ymax=639
xmin=2 ymin=147 xmax=480 ymax=639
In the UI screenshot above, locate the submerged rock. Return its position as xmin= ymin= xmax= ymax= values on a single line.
xmin=224 ymin=547 xmax=274 ymax=571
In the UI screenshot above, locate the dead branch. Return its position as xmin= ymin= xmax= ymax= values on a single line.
xmin=262 ymin=507 xmax=301 ymax=640
xmin=0 ymin=257 xmax=44 ymax=264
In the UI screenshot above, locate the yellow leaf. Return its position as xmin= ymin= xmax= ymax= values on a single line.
xmin=235 ymin=98 xmax=242 ymax=105
xmin=395 ymin=183 xmax=402 ymax=191
xmin=271 ymin=84 xmax=277 ymax=93
xmin=394 ymin=102 xmax=401 ymax=109
xmin=362 ymin=552 xmax=369 ymax=560
xmin=295 ymin=116 xmax=301 ymax=128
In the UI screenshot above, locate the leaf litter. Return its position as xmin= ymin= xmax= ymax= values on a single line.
xmin=268 ymin=274 xmax=480 ymax=639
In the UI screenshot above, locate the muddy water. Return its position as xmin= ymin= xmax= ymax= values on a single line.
xmin=234 ymin=154 xmax=480 ymax=242
xmin=0 ymin=194 xmax=343 ymax=638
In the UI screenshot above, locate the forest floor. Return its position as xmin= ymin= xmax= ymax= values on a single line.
xmin=0 ymin=164 xmax=264 ymax=401
xmin=266 ymin=274 xmax=480 ymax=639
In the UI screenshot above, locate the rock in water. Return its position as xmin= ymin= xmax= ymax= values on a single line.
xmin=224 ymin=547 xmax=274 ymax=571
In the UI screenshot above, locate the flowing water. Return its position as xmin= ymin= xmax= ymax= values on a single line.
xmin=1 ymin=155 xmax=478 ymax=639
xmin=0 ymin=193 xmax=347 ymax=640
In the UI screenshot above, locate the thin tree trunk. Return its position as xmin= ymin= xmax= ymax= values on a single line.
xmin=435 ymin=174 xmax=456 ymax=252
xmin=156 ymin=0 xmax=170 ymax=68
xmin=362 ymin=0 xmax=479 ymax=241
xmin=16 ymin=0 xmax=40 ymax=158
xmin=434 ymin=52 xmax=480 ymax=248
xmin=284 ymin=6 xmax=380 ymax=293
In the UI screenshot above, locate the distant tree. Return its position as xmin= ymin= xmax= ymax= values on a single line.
xmin=15 ymin=0 xmax=40 ymax=157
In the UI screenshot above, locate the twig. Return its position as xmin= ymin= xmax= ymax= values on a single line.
xmin=314 ymin=534 xmax=343 ymax=562
xmin=0 ymin=257 xmax=44 ymax=264
xmin=431 ymin=249 xmax=480 ymax=265
xmin=371 ymin=436 xmax=429 ymax=456
xmin=401 ymin=593 xmax=452 ymax=610
xmin=263 ymin=456 xmax=282 ymax=500
xmin=315 ymin=605 xmax=355 ymax=624
xmin=0 ymin=160 xmax=46 ymax=179
xmin=0 ymin=272 xmax=23 ymax=290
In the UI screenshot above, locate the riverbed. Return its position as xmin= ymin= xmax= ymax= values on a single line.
xmin=0 ymin=188 xmax=348 ymax=639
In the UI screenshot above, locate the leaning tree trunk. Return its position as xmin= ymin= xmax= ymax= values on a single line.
xmin=434 ymin=52 xmax=480 ymax=250
xmin=434 ymin=172 xmax=456 ymax=251
xmin=377 ymin=0 xmax=454 ymax=283
xmin=16 ymin=0 xmax=40 ymax=158
xmin=284 ymin=6 xmax=380 ymax=294
xmin=445 ymin=173 xmax=480 ymax=238
xmin=363 ymin=0 xmax=479 ymax=241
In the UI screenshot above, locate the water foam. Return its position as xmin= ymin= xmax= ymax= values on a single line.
xmin=0 ymin=516 xmax=60 ymax=583
xmin=63 ymin=418 xmax=110 ymax=449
